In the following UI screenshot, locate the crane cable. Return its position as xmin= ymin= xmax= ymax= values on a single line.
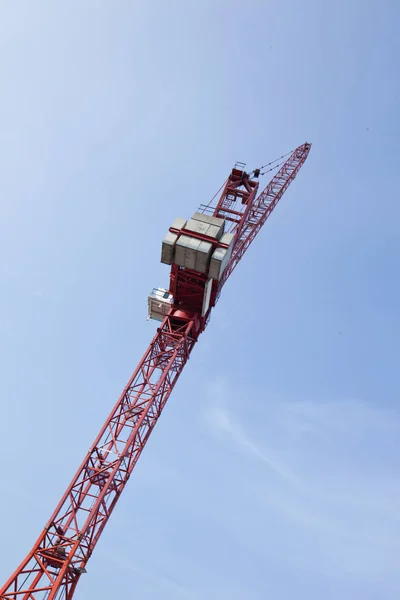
xmin=249 ymin=148 xmax=294 ymax=178
xmin=259 ymin=149 xmax=293 ymax=170
xmin=202 ymin=147 xmax=294 ymax=212
xmin=259 ymin=160 xmax=286 ymax=176
xmin=200 ymin=177 xmax=229 ymax=213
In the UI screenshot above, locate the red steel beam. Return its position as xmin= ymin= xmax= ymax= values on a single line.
xmin=1 ymin=313 xmax=197 ymax=600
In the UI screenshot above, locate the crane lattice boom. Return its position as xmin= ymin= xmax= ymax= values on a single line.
xmin=0 ymin=142 xmax=311 ymax=600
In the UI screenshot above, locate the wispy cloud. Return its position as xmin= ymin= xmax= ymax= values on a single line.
xmin=208 ymin=404 xmax=296 ymax=482
xmin=204 ymin=378 xmax=400 ymax=582
xmin=102 ymin=550 xmax=199 ymax=600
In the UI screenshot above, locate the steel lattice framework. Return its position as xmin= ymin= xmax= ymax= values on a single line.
xmin=0 ymin=142 xmax=311 ymax=600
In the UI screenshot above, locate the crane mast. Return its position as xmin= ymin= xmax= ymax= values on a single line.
xmin=0 ymin=142 xmax=311 ymax=600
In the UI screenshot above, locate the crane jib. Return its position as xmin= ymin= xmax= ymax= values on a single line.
xmin=0 ymin=142 xmax=311 ymax=600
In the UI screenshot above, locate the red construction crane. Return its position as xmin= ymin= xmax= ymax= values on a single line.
xmin=0 ymin=142 xmax=311 ymax=600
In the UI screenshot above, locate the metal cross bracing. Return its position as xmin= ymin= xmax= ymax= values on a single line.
xmin=0 ymin=142 xmax=311 ymax=600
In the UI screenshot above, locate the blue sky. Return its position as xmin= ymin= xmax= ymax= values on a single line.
xmin=0 ymin=1 xmax=399 ymax=599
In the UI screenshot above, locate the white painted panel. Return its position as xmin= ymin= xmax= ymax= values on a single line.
xmin=201 ymin=278 xmax=213 ymax=316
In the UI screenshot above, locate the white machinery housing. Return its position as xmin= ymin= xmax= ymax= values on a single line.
xmin=147 ymin=288 xmax=174 ymax=321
